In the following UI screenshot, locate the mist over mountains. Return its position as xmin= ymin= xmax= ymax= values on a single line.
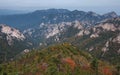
xmin=0 ymin=9 xmax=31 ymax=15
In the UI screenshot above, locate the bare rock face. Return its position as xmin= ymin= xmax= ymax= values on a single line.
xmin=77 ymin=30 xmax=84 ymax=36
xmin=118 ymin=49 xmax=120 ymax=54
xmin=103 ymin=11 xmax=118 ymax=18
xmin=98 ymin=23 xmax=117 ymax=31
xmin=43 ymin=21 xmax=84 ymax=39
xmin=23 ymin=49 xmax=30 ymax=53
xmin=112 ymin=34 xmax=120 ymax=44
xmin=24 ymin=20 xmax=84 ymax=40
xmin=0 ymin=24 xmax=25 ymax=45
xmin=90 ymin=34 xmax=99 ymax=38
xmin=73 ymin=20 xmax=83 ymax=29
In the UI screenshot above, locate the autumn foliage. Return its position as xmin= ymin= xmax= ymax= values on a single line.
xmin=102 ymin=67 xmax=112 ymax=75
xmin=63 ymin=58 xmax=76 ymax=70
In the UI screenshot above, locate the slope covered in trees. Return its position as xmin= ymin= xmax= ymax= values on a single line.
xmin=0 ymin=43 xmax=118 ymax=75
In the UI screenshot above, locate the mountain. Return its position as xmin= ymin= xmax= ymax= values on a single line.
xmin=0 ymin=24 xmax=31 ymax=63
xmin=0 ymin=43 xmax=117 ymax=75
xmin=23 ymin=20 xmax=84 ymax=46
xmin=0 ymin=9 xmax=119 ymax=65
xmin=23 ymin=18 xmax=120 ymax=64
xmin=0 ymin=24 xmax=25 ymax=45
xmin=0 ymin=9 xmax=119 ymax=75
xmin=103 ymin=11 xmax=118 ymax=19
xmin=63 ymin=18 xmax=120 ymax=64
xmin=0 ymin=9 xmax=118 ymax=30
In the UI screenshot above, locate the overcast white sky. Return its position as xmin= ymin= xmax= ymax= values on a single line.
xmin=0 ymin=0 xmax=120 ymax=14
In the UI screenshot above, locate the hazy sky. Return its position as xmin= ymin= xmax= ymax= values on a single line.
xmin=0 ymin=0 xmax=120 ymax=14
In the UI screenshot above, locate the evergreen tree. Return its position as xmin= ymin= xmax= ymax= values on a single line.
xmin=116 ymin=65 xmax=120 ymax=75
xmin=90 ymin=58 xmax=99 ymax=75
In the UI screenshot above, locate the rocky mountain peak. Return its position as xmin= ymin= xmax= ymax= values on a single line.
xmin=103 ymin=11 xmax=118 ymax=18
xmin=87 ymin=11 xmax=100 ymax=17
xmin=0 ymin=24 xmax=25 ymax=45
xmin=33 ymin=9 xmax=70 ymax=14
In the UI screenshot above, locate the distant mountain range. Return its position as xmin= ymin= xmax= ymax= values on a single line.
xmin=0 ymin=9 xmax=119 ymax=30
